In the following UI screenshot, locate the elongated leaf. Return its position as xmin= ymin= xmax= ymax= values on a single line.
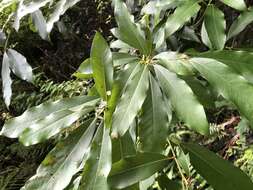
xmin=201 ymin=22 xmax=212 ymax=49
xmin=21 ymin=119 xmax=97 ymax=190
xmin=183 ymin=143 xmax=253 ymax=190
xmin=193 ymin=50 xmax=253 ymax=83
xmin=91 ymin=32 xmax=113 ymax=100
xmin=46 ymin=0 xmax=81 ymax=33
xmin=182 ymin=76 xmax=215 ymax=108
xmin=108 ymin=153 xmax=170 ymax=189
xmin=228 ymin=8 xmax=253 ymax=40
xmin=191 ymin=58 xmax=253 ymax=128
xmin=111 ymin=64 xmax=149 ymax=138
xmin=19 ymin=106 xmax=93 ymax=146
xmin=165 ymin=0 xmax=200 ymax=37
xmin=138 ymin=73 xmax=171 ymax=153
xmin=7 ymin=49 xmax=33 ymax=82
xmin=0 ymin=29 xmax=6 ymax=45
xmin=204 ymin=5 xmax=226 ymax=50
xmin=1 ymin=96 xmax=99 ymax=138
xmin=154 ymin=51 xmax=194 ymax=76
xmin=112 ymin=129 xmax=136 ymax=163
xmin=73 ymin=58 xmax=93 ymax=79
xmin=114 ymin=0 xmax=150 ymax=55
xmin=1 ymin=52 xmax=12 ymax=108
xmin=79 ymin=123 xmax=112 ymax=190
xmin=219 ymin=0 xmax=247 ymax=11
xmin=155 ymin=65 xmax=209 ymax=135
xmin=14 ymin=0 xmax=52 ymax=30
xmin=31 ymin=10 xmax=48 ymax=40
xmin=113 ymin=53 xmax=139 ymax=67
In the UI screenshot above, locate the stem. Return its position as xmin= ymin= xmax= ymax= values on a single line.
xmin=168 ymin=140 xmax=189 ymax=190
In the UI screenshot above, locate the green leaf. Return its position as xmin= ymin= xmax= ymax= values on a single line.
xmin=91 ymin=32 xmax=113 ymax=100
xmin=79 ymin=123 xmax=112 ymax=190
xmin=73 ymin=58 xmax=93 ymax=79
xmin=201 ymin=22 xmax=212 ymax=49
xmin=228 ymin=8 xmax=253 ymax=40
xmin=19 ymin=107 xmax=93 ymax=146
xmin=204 ymin=5 xmax=226 ymax=50
xmin=193 ymin=50 xmax=253 ymax=83
xmin=1 ymin=96 xmax=99 ymax=139
xmin=113 ymin=53 xmax=140 ymax=67
xmin=1 ymin=52 xmax=12 ymax=108
xmin=7 ymin=49 xmax=33 ymax=82
xmin=138 ymin=73 xmax=171 ymax=153
xmin=112 ymin=129 xmax=136 ymax=163
xmin=191 ymin=58 xmax=253 ymax=128
xmin=182 ymin=76 xmax=216 ymax=108
xmin=155 ymin=65 xmax=209 ymax=135
xmin=111 ymin=64 xmax=149 ymax=138
xmin=183 ymin=143 xmax=253 ymax=190
xmin=108 ymin=153 xmax=170 ymax=189
xmin=219 ymin=0 xmax=247 ymax=11
xmin=21 ymin=119 xmax=97 ymax=190
xmin=31 ymin=10 xmax=48 ymax=40
xmin=154 ymin=51 xmax=194 ymax=76
xmin=114 ymin=0 xmax=150 ymax=55
xmin=165 ymin=0 xmax=200 ymax=37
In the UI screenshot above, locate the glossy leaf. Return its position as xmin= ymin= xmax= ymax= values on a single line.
xmin=73 ymin=58 xmax=93 ymax=79
xmin=191 ymin=58 xmax=253 ymax=128
xmin=1 ymin=52 xmax=12 ymax=108
xmin=7 ymin=49 xmax=33 ymax=82
xmin=21 ymin=119 xmax=97 ymax=190
xmin=111 ymin=64 xmax=149 ymax=138
xmin=183 ymin=143 xmax=253 ymax=190
xmin=228 ymin=8 xmax=253 ymax=40
xmin=138 ymin=74 xmax=171 ymax=153
xmin=108 ymin=153 xmax=170 ymax=189
xmin=165 ymin=0 xmax=200 ymax=37
xmin=46 ymin=0 xmax=81 ymax=33
xmin=114 ymin=0 xmax=150 ymax=55
xmin=193 ymin=50 xmax=253 ymax=83
xmin=91 ymin=32 xmax=113 ymax=100
xmin=201 ymin=22 xmax=212 ymax=49
xmin=154 ymin=51 xmax=194 ymax=76
xmin=219 ymin=0 xmax=247 ymax=11
xmin=19 ymin=107 xmax=93 ymax=146
xmin=31 ymin=10 xmax=48 ymax=40
xmin=79 ymin=123 xmax=112 ymax=190
xmin=204 ymin=5 xmax=226 ymax=50
xmin=1 ymin=96 xmax=99 ymax=138
xmin=155 ymin=65 xmax=209 ymax=135
xmin=113 ymin=53 xmax=140 ymax=67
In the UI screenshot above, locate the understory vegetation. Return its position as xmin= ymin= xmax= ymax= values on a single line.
xmin=0 ymin=0 xmax=253 ymax=189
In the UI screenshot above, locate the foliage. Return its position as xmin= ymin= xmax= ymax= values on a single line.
xmin=1 ymin=0 xmax=253 ymax=190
